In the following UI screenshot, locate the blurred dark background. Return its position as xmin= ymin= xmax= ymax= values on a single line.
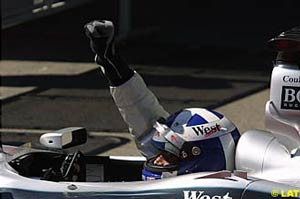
xmin=2 ymin=0 xmax=300 ymax=69
xmin=1 ymin=0 xmax=300 ymax=133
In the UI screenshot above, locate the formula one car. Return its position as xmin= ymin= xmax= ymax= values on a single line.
xmin=1 ymin=25 xmax=300 ymax=199
xmin=0 ymin=127 xmax=299 ymax=199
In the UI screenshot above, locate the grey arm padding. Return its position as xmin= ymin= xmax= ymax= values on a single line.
xmin=110 ymin=72 xmax=169 ymax=151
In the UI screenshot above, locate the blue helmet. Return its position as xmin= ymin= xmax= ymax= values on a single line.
xmin=142 ymin=108 xmax=240 ymax=181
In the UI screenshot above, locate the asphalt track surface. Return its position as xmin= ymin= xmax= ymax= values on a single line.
xmin=2 ymin=1 xmax=299 ymax=155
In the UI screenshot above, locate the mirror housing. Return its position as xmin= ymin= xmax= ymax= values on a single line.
xmin=40 ymin=127 xmax=87 ymax=149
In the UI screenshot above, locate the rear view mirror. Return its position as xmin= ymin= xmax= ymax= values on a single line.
xmin=40 ymin=127 xmax=87 ymax=149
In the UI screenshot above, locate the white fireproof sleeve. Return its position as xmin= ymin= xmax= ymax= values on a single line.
xmin=110 ymin=72 xmax=170 ymax=156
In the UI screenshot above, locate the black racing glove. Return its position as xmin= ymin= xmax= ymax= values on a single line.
xmin=84 ymin=20 xmax=134 ymax=86
xmin=84 ymin=20 xmax=115 ymax=60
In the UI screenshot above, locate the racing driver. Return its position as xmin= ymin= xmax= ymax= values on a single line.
xmin=84 ymin=20 xmax=240 ymax=180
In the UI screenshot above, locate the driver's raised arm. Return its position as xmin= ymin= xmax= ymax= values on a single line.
xmin=84 ymin=20 xmax=169 ymax=157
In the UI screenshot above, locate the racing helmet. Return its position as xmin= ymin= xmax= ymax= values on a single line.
xmin=142 ymin=108 xmax=240 ymax=181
